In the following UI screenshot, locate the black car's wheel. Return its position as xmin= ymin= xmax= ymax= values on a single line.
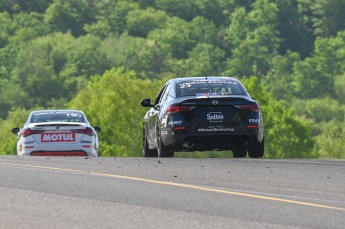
xmin=232 ymin=148 xmax=247 ymax=158
xmin=248 ymin=139 xmax=264 ymax=158
xmin=143 ymin=135 xmax=158 ymax=157
xmin=157 ymin=135 xmax=174 ymax=157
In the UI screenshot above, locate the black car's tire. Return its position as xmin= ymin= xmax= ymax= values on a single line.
xmin=157 ymin=136 xmax=174 ymax=157
xmin=143 ymin=132 xmax=158 ymax=157
xmin=232 ymin=148 xmax=247 ymax=158
xmin=248 ymin=139 xmax=264 ymax=158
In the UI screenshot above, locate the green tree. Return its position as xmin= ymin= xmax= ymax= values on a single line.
xmin=292 ymin=31 xmax=345 ymax=98
xmin=312 ymin=0 xmax=345 ymax=37
xmin=155 ymin=0 xmax=199 ymax=21
xmin=227 ymin=0 xmax=254 ymax=10
xmin=0 ymin=12 xmax=12 ymax=48
xmin=8 ymin=32 xmax=108 ymax=110
xmin=163 ymin=16 xmax=224 ymax=77
xmin=69 ymin=68 xmax=165 ymax=156
xmin=188 ymin=17 xmax=220 ymax=47
xmin=334 ymin=74 xmax=345 ymax=101
xmin=10 ymin=12 xmax=49 ymax=43
xmin=0 ymin=12 xmax=49 ymax=86
xmin=242 ymin=77 xmax=314 ymax=158
xmin=130 ymin=0 xmax=156 ymax=9
xmin=0 ymin=82 xmax=28 ymax=118
xmin=62 ymin=34 xmax=109 ymax=79
xmin=0 ymin=108 xmax=30 ymax=155
xmin=297 ymin=0 xmax=315 ymax=37
xmin=155 ymin=0 xmax=228 ymax=25
xmin=313 ymin=121 xmax=345 ymax=159
xmin=0 ymin=0 xmax=53 ymax=14
xmin=168 ymin=43 xmax=225 ymax=77
xmin=0 ymin=12 xmax=15 ymax=84
xmin=44 ymin=1 xmax=83 ymax=36
xmin=298 ymin=0 xmax=345 ymax=38
xmin=127 ymin=8 xmax=168 ymax=37
xmin=11 ymin=39 xmax=60 ymax=107
xmin=274 ymin=0 xmax=313 ymax=57
xmin=102 ymin=34 xmax=166 ymax=79
xmin=148 ymin=17 xmax=192 ymax=59
xmin=84 ymin=1 xmax=139 ymax=37
xmin=225 ymin=0 xmax=280 ymax=77
xmin=264 ymin=51 xmax=300 ymax=101
xmin=292 ymin=98 xmax=345 ymax=124
xmin=44 ymin=0 xmax=98 ymax=37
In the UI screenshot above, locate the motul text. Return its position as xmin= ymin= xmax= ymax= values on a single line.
xmin=41 ymin=132 xmax=76 ymax=142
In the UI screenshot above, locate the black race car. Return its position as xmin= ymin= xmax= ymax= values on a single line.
xmin=141 ymin=77 xmax=264 ymax=158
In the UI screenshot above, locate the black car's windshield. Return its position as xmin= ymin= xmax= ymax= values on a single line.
xmin=176 ymin=79 xmax=247 ymax=97
xmin=30 ymin=111 xmax=86 ymax=123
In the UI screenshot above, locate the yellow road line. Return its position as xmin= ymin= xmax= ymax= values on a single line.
xmin=1 ymin=162 xmax=345 ymax=211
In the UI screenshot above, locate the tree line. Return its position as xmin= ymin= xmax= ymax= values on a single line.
xmin=0 ymin=0 xmax=344 ymax=158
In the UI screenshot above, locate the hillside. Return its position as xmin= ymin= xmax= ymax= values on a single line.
xmin=0 ymin=0 xmax=344 ymax=158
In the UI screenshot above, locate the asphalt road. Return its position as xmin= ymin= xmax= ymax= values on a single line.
xmin=0 ymin=156 xmax=344 ymax=229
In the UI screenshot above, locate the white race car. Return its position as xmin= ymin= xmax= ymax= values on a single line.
xmin=11 ymin=110 xmax=101 ymax=157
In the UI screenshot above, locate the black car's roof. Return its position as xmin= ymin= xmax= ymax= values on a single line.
xmin=171 ymin=76 xmax=241 ymax=83
xmin=170 ymin=76 xmax=250 ymax=98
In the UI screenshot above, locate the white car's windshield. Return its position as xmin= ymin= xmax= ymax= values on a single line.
xmin=30 ymin=111 xmax=86 ymax=123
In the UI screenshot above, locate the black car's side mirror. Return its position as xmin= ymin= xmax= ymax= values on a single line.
xmin=11 ymin=127 xmax=20 ymax=134
xmin=141 ymin=99 xmax=154 ymax=107
xmin=94 ymin=126 xmax=101 ymax=133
